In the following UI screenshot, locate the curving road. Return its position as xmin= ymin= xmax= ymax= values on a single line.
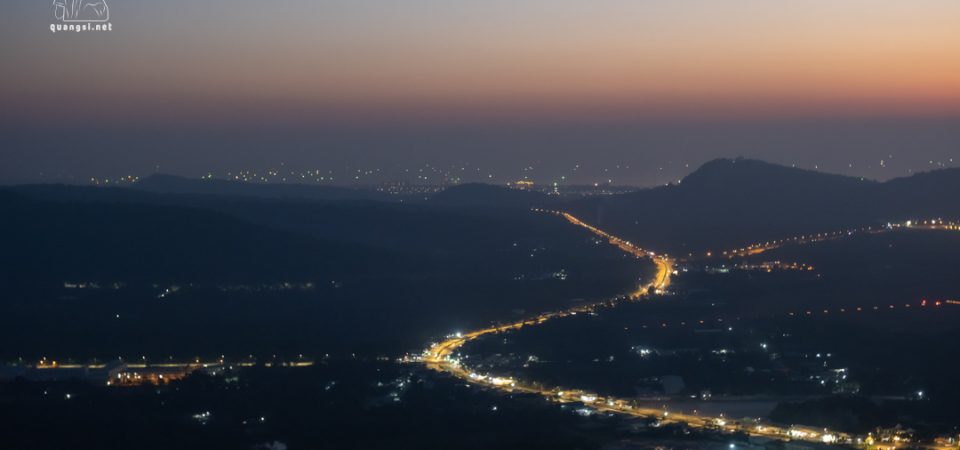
xmin=418 ymin=214 xmax=960 ymax=446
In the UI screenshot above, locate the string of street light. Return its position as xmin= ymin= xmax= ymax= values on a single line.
xmin=414 ymin=211 xmax=959 ymax=447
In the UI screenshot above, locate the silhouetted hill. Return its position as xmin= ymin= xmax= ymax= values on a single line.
xmin=7 ymin=184 xmax=567 ymax=254
xmin=14 ymin=160 xmax=959 ymax=261
xmin=2 ymin=182 xmax=650 ymax=295
xmin=680 ymin=158 xmax=873 ymax=192
xmin=566 ymin=158 xmax=960 ymax=255
xmin=0 ymin=185 xmax=650 ymax=357
xmin=879 ymin=168 xmax=960 ymax=218
xmin=428 ymin=183 xmax=555 ymax=209
xmin=0 ymin=191 xmax=373 ymax=286
xmin=133 ymin=174 xmax=394 ymax=202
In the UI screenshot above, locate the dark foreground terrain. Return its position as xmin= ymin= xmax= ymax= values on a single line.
xmin=460 ymin=230 xmax=960 ymax=439
xmin=3 ymin=159 xmax=960 ymax=449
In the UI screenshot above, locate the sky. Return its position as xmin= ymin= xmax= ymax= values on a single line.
xmin=2 ymin=0 xmax=959 ymax=185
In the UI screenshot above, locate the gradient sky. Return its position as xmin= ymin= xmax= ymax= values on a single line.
xmin=2 ymin=0 xmax=959 ymax=184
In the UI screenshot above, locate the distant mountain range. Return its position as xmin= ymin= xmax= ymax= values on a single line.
xmin=427 ymin=183 xmax=556 ymax=209
xmin=5 ymin=157 xmax=959 ymax=274
xmin=0 ymin=178 xmax=619 ymax=286
xmin=3 ymin=158 xmax=958 ymax=357
xmin=135 ymin=175 xmax=556 ymax=208
xmin=0 ymin=179 xmax=645 ymax=356
xmin=133 ymin=174 xmax=396 ymax=202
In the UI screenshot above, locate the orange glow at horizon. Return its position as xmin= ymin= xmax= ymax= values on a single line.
xmin=3 ymin=0 xmax=960 ymax=121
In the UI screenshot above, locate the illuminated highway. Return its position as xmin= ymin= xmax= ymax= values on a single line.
xmin=418 ymin=211 xmax=851 ymax=445
xmin=708 ymin=219 xmax=960 ymax=261
xmin=557 ymin=211 xmax=672 ymax=298
xmin=417 ymin=214 xmax=960 ymax=446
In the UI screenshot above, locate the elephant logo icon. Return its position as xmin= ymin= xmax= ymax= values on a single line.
xmin=53 ymin=0 xmax=110 ymax=22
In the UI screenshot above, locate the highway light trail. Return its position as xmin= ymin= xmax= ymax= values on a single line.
xmin=706 ymin=219 xmax=960 ymax=261
xmin=555 ymin=210 xmax=672 ymax=298
xmin=416 ymin=211 xmax=849 ymax=445
xmin=415 ymin=213 xmax=960 ymax=446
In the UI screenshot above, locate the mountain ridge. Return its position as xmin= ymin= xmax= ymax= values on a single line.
xmin=132 ymin=173 xmax=395 ymax=202
xmin=564 ymin=158 xmax=960 ymax=255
